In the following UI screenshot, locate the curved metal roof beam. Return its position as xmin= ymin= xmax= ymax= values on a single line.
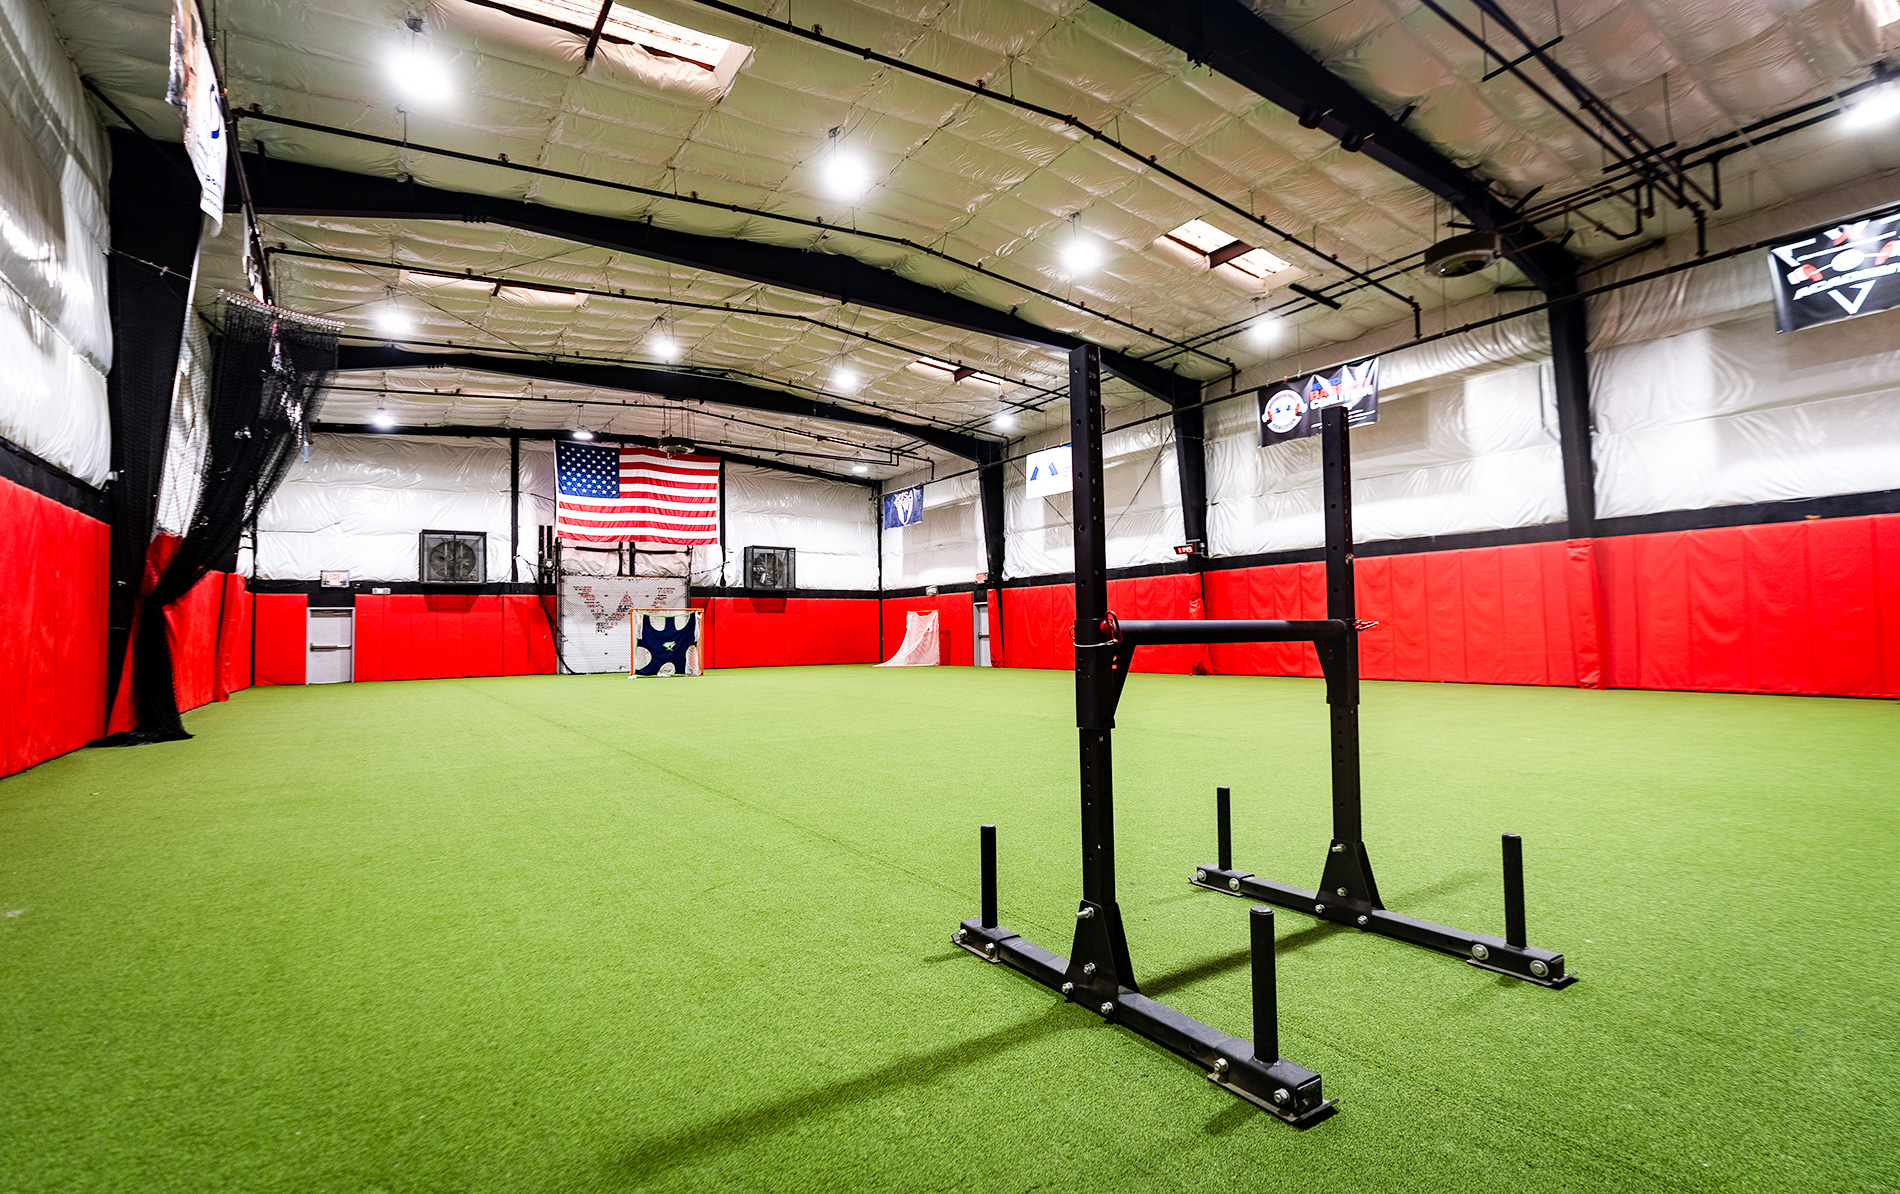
xmin=333 ymin=344 xmax=991 ymax=461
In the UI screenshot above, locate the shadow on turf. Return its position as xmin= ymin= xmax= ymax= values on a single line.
xmin=606 ymin=1004 xmax=1086 ymax=1183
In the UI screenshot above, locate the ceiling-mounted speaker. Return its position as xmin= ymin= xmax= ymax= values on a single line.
xmin=1423 ymin=230 xmax=1502 ymax=277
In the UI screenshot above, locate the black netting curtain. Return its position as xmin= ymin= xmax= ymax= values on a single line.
xmin=110 ymin=293 xmax=338 ymax=743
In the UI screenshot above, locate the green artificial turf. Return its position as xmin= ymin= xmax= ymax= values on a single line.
xmin=1 ymin=667 xmax=1896 ymax=1192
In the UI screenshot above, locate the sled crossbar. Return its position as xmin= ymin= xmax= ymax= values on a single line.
xmin=1113 ymin=618 xmax=1346 ymax=645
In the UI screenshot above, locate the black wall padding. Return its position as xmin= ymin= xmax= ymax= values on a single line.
xmin=101 ymin=128 xmax=205 ymax=722
xmin=108 ymin=294 xmax=337 ymax=743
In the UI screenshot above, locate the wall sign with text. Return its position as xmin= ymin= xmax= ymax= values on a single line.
xmin=1257 ymin=359 xmax=1380 ymax=446
xmin=1769 ymin=207 xmax=1900 ymax=333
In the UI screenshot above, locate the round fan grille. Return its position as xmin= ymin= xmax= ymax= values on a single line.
xmin=428 ymin=538 xmax=480 ymax=582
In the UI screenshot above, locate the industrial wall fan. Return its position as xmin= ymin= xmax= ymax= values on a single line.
xmin=419 ymin=531 xmax=486 ymax=584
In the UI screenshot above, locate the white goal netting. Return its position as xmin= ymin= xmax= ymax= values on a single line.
xmin=559 ymin=577 xmax=689 ymax=674
xmin=876 ymin=610 xmax=941 ymax=667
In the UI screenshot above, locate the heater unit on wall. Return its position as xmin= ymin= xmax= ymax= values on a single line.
xmin=419 ymin=531 xmax=486 ymax=584
xmin=743 ymin=545 xmax=794 ymax=592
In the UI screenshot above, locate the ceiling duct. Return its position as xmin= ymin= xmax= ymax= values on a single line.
xmin=1423 ymin=231 xmax=1502 ymax=278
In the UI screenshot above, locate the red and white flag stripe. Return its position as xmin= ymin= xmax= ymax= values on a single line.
xmin=557 ymin=448 xmax=721 ymax=545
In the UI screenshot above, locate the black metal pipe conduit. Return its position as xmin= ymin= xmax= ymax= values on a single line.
xmin=271 ymin=246 xmax=1068 ymax=408
xmin=680 ymin=0 xmax=1422 ymax=325
xmin=1488 ymin=77 xmax=1880 ymax=237
xmin=1413 ymin=0 xmax=1711 ymax=213
xmin=231 ymin=110 xmax=1230 ymax=373
xmin=1117 ymin=618 xmax=1345 ymax=645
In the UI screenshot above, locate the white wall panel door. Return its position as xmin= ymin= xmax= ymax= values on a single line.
xmin=307 ymin=609 xmax=354 ymax=684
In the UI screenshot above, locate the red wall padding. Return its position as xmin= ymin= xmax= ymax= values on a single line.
xmin=692 ymin=597 xmax=881 ymax=668
xmin=214 ymin=574 xmax=254 ymax=702
xmin=993 ymin=515 xmax=1900 ymax=699
xmin=253 ymin=594 xmax=308 ymax=686
xmin=0 ymin=478 xmax=110 ymax=777
xmin=998 ymin=574 xmax=1211 ymax=674
xmin=880 ymin=593 xmax=975 ymax=665
xmin=1595 ymin=517 xmax=1900 ymax=697
xmin=165 ymin=569 xmax=229 ymax=714
xmin=353 ymin=594 xmax=556 ymax=682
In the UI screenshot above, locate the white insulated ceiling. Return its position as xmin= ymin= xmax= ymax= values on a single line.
xmin=46 ymin=0 xmax=1900 ymax=479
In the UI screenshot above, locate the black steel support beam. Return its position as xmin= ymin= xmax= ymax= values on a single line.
xmin=333 ymin=345 xmax=986 ymax=462
xmin=1171 ymin=402 xmax=1207 ymax=550
xmin=1548 ymin=289 xmax=1596 ymax=536
xmin=236 ymin=149 xmax=1192 ymax=405
xmin=1088 ymin=0 xmax=1574 ymax=295
xmin=977 ymin=439 xmax=1007 ymax=588
xmin=312 ymin=422 xmax=873 ymax=486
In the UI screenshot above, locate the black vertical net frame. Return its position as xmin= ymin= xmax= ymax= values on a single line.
xmin=106 ymin=292 xmax=339 ymax=744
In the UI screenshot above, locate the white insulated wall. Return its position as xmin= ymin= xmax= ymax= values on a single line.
xmin=1005 ymin=397 xmax=1184 ymax=578
xmin=258 ymin=434 xmax=525 ymax=582
xmin=719 ymin=464 xmax=877 ymax=590
xmin=1588 ymin=177 xmax=1900 ymax=518
xmin=0 ymin=0 xmax=111 ymax=485
xmin=260 ymin=436 xmax=879 ymax=589
xmin=879 ymin=471 xmax=982 ymax=589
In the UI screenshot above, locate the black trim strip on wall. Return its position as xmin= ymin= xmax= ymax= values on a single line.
xmin=247 ymin=579 xmax=554 ymax=607
xmin=0 ymin=435 xmax=110 ymax=522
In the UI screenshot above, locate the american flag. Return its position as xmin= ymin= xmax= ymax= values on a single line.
xmin=555 ymin=443 xmax=721 ymax=545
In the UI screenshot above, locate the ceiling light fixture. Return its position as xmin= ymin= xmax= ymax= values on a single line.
xmin=822 ymin=127 xmax=873 ymax=201
xmin=371 ymin=405 xmax=397 ymax=430
xmin=1060 ymin=218 xmax=1103 ymax=278
xmin=374 ymin=307 xmax=412 ymax=336
xmin=832 ymin=365 xmax=861 ymax=393
xmin=852 ymin=463 xmax=870 ymax=474
xmin=388 ymin=46 xmax=454 ymax=108
xmin=1247 ymin=313 xmax=1283 ymax=347
xmin=650 ymin=319 xmax=680 ymax=362
xmin=1845 ymin=80 xmax=1900 ymax=129
xmin=571 ymin=427 xmax=595 ymax=441
xmin=993 ymin=410 xmax=1016 ymax=431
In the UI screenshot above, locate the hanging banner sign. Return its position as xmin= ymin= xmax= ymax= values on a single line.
xmin=167 ymin=0 xmax=226 ymax=230
xmin=1769 ymin=207 xmax=1900 ymax=332
xmin=1023 ymin=444 xmax=1071 ymax=498
xmin=882 ymin=485 xmax=924 ymax=529
xmin=1257 ymin=359 xmax=1380 ymax=447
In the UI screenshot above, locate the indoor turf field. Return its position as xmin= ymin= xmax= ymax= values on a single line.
xmin=1 ymin=666 xmax=1895 ymax=1193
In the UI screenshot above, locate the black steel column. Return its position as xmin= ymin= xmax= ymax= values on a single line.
xmin=509 ymin=434 xmax=520 ymax=583
xmin=1171 ymin=400 xmax=1207 ymax=551
xmin=1548 ymin=281 xmax=1596 ymax=538
xmin=1319 ymin=406 xmax=1363 ymax=845
xmin=978 ymin=439 xmax=1007 ymax=589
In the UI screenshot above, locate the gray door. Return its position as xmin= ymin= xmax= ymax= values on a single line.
xmin=307 ymin=608 xmax=354 ymax=684
xmin=974 ymin=601 xmax=991 ymax=667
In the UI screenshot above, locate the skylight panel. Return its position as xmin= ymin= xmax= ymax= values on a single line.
xmin=908 ymin=357 xmax=1007 ymax=390
xmin=1161 ymin=219 xmax=1292 ymax=282
xmin=469 ymin=1 xmax=733 ymax=70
